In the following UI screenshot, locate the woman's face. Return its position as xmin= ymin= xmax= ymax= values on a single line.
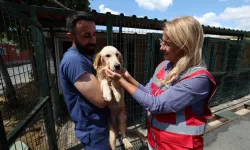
xmin=160 ymin=35 xmax=183 ymax=64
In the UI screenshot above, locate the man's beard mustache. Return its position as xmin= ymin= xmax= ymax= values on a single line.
xmin=74 ymin=39 xmax=96 ymax=56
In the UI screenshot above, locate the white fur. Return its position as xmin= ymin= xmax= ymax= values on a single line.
xmin=93 ymin=46 xmax=133 ymax=150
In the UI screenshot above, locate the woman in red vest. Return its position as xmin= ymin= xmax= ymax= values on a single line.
xmin=105 ymin=16 xmax=216 ymax=150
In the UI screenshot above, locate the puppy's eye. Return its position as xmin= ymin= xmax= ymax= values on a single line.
xmin=116 ymin=53 xmax=119 ymax=57
xmin=106 ymin=54 xmax=110 ymax=57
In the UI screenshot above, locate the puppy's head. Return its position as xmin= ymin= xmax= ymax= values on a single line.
xmin=93 ymin=46 xmax=123 ymax=71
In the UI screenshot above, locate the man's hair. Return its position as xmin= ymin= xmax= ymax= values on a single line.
xmin=66 ymin=11 xmax=95 ymax=33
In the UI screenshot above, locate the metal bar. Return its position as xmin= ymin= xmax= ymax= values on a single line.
xmin=2 ymin=1 xmax=75 ymax=15
xmin=0 ymin=112 xmax=8 ymax=150
xmin=6 ymin=96 xmax=50 ymax=145
xmin=106 ymin=17 xmax=113 ymax=45
xmin=39 ymin=22 xmax=59 ymax=150
xmin=144 ymin=33 xmax=152 ymax=84
xmin=141 ymin=33 xmax=153 ymax=129
xmin=50 ymin=24 xmax=59 ymax=86
xmin=30 ymin=7 xmax=58 ymax=150
xmin=49 ymin=23 xmax=61 ymax=125
xmin=43 ymin=97 xmax=58 ymax=150
xmin=211 ymin=45 xmax=217 ymax=72
xmin=51 ymin=0 xmax=71 ymax=10
xmin=222 ymin=42 xmax=230 ymax=72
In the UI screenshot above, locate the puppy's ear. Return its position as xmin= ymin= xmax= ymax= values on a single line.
xmin=119 ymin=54 xmax=123 ymax=65
xmin=93 ymin=53 xmax=102 ymax=69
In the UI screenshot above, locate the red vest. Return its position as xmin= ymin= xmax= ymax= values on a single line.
xmin=147 ymin=61 xmax=216 ymax=150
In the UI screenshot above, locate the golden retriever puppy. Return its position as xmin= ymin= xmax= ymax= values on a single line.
xmin=93 ymin=46 xmax=133 ymax=150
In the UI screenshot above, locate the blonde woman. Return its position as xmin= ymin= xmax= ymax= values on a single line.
xmin=105 ymin=16 xmax=216 ymax=150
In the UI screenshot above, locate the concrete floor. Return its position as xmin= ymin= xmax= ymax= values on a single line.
xmin=204 ymin=113 xmax=250 ymax=150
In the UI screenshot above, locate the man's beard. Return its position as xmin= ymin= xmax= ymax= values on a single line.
xmin=74 ymin=37 xmax=95 ymax=56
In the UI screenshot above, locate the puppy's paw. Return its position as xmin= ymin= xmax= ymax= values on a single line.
xmin=122 ymin=138 xmax=133 ymax=150
xmin=103 ymin=91 xmax=112 ymax=101
xmin=114 ymin=92 xmax=121 ymax=102
xmin=103 ymin=90 xmax=112 ymax=102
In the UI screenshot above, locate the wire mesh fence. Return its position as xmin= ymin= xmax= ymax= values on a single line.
xmin=203 ymin=37 xmax=230 ymax=73
xmin=209 ymin=72 xmax=225 ymax=107
xmin=0 ymin=2 xmax=57 ymax=150
xmin=7 ymin=100 xmax=55 ymax=150
xmin=234 ymin=69 xmax=250 ymax=99
xmin=240 ymin=39 xmax=250 ymax=69
xmin=112 ymin=18 xmax=163 ymax=127
xmin=0 ymin=4 xmax=39 ymax=134
xmin=235 ymin=39 xmax=250 ymax=99
xmin=220 ymin=74 xmax=238 ymax=103
xmin=226 ymin=41 xmax=244 ymax=74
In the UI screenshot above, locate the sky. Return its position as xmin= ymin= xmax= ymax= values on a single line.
xmin=90 ymin=0 xmax=250 ymax=31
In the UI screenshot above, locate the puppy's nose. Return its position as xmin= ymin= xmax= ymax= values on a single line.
xmin=114 ymin=64 xmax=120 ymax=70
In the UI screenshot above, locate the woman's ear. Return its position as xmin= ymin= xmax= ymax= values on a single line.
xmin=93 ymin=53 xmax=102 ymax=69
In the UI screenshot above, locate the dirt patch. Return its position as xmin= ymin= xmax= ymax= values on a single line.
xmin=9 ymin=120 xmax=49 ymax=150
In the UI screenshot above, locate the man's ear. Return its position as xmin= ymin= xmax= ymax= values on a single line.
xmin=67 ymin=32 xmax=74 ymax=40
xmin=93 ymin=53 xmax=102 ymax=69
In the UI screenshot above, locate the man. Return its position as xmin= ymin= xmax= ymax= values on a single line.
xmin=59 ymin=11 xmax=110 ymax=149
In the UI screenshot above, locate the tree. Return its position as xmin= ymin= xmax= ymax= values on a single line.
xmin=23 ymin=0 xmax=93 ymax=12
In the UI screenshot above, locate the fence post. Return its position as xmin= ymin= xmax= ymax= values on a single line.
xmin=141 ymin=33 xmax=153 ymax=129
xmin=0 ymin=112 xmax=8 ymax=150
xmin=106 ymin=14 xmax=113 ymax=45
xmin=30 ymin=6 xmax=58 ymax=150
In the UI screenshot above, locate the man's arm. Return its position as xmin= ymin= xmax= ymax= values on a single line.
xmin=62 ymin=54 xmax=108 ymax=108
xmin=74 ymin=73 xmax=108 ymax=108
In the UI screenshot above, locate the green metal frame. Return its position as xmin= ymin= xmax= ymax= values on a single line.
xmin=106 ymin=15 xmax=113 ymax=45
xmin=30 ymin=6 xmax=58 ymax=150
xmin=141 ymin=33 xmax=153 ymax=129
xmin=0 ymin=113 xmax=8 ymax=150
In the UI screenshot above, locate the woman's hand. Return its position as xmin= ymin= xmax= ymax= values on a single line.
xmin=121 ymin=68 xmax=132 ymax=81
xmin=105 ymin=68 xmax=124 ymax=82
xmin=106 ymin=67 xmax=139 ymax=95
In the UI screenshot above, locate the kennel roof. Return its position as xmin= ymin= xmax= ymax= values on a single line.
xmin=3 ymin=1 xmax=250 ymax=38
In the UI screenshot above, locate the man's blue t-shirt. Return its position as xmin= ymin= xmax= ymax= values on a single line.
xmin=59 ymin=46 xmax=109 ymax=144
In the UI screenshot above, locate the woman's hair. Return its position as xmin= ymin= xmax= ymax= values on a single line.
xmin=161 ymin=16 xmax=204 ymax=86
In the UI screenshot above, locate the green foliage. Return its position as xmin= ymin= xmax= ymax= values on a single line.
xmin=0 ymin=11 xmax=34 ymax=51
xmin=0 ymin=0 xmax=93 ymax=51
xmin=30 ymin=0 xmax=93 ymax=11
